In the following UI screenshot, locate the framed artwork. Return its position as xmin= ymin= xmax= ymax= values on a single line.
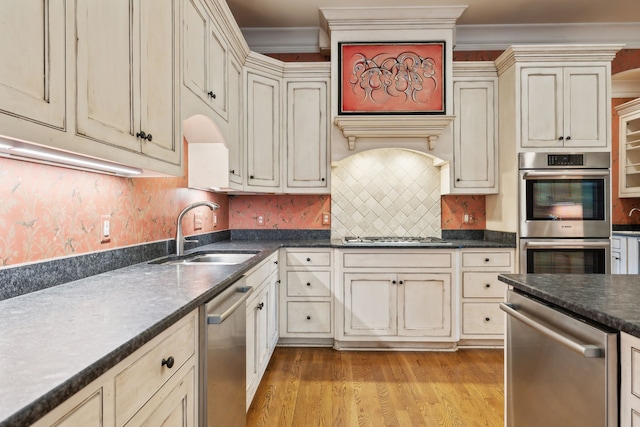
xmin=338 ymin=41 xmax=446 ymax=115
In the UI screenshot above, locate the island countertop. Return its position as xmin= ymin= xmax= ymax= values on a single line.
xmin=498 ymin=274 xmax=640 ymax=338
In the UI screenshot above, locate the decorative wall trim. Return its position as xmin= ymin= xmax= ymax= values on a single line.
xmin=241 ymin=22 xmax=640 ymax=54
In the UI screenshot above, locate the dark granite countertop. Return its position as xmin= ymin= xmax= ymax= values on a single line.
xmin=499 ymin=274 xmax=640 ymax=338
xmin=0 ymin=235 xmax=514 ymax=426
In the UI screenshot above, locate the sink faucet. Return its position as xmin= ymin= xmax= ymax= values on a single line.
xmin=630 ymin=208 xmax=640 ymax=217
xmin=175 ymin=201 xmax=219 ymax=256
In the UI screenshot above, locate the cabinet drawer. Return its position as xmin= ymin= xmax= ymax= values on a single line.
xmin=462 ymin=303 xmax=504 ymax=335
xmin=462 ymin=272 xmax=507 ymax=298
xmin=612 ymin=236 xmax=623 ymax=250
xmin=246 ymin=254 xmax=278 ymax=288
xmin=286 ymin=251 xmax=332 ymax=267
xmin=286 ymin=301 xmax=331 ymax=333
xmin=287 ymin=271 xmax=331 ymax=297
xmin=462 ymin=252 xmax=512 ymax=268
xmin=342 ymin=251 xmax=452 ymax=268
xmin=115 ymin=313 xmax=196 ymax=426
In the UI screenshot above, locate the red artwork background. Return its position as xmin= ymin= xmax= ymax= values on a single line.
xmin=340 ymin=42 xmax=444 ymax=114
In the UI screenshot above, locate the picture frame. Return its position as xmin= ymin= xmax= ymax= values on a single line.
xmin=338 ymin=41 xmax=446 ymax=115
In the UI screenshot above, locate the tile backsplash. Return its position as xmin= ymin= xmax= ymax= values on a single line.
xmin=331 ymin=148 xmax=442 ymax=238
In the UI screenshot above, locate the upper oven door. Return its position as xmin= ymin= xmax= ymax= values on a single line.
xmin=519 ymin=169 xmax=610 ymax=238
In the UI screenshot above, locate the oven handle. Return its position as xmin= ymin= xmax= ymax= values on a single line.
xmin=522 ymin=171 xmax=609 ymax=179
xmin=522 ymin=241 xmax=610 ymax=249
xmin=499 ymin=303 xmax=602 ymax=358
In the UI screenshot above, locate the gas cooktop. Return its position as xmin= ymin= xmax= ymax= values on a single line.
xmin=342 ymin=236 xmax=453 ymax=246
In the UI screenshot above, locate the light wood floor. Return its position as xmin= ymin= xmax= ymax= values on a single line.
xmin=247 ymin=347 xmax=504 ymax=427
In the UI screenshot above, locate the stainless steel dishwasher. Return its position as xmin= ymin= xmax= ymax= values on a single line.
xmin=501 ymin=290 xmax=618 ymax=427
xmin=202 ymin=278 xmax=253 ymax=427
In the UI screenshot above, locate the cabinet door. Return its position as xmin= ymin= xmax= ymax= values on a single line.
xmin=344 ymin=273 xmax=397 ymax=336
xmin=452 ymin=80 xmax=496 ymax=192
xmin=139 ymin=0 xmax=180 ymax=164
xmin=520 ymin=67 xmax=563 ymax=148
xmin=398 ymin=273 xmax=451 ymax=337
xmin=76 ymin=0 xmax=140 ymax=152
xmin=285 ymin=81 xmax=329 ymax=191
xmin=124 ymin=366 xmax=195 ymax=427
xmin=183 ymin=0 xmax=228 ymax=120
xmin=228 ymin=57 xmax=243 ymax=185
xmin=245 ymin=72 xmax=280 ymax=190
xmin=246 ymin=286 xmax=269 ymax=398
xmin=0 ymin=1 xmax=65 ymax=129
xmin=562 ymin=66 xmax=607 ymax=148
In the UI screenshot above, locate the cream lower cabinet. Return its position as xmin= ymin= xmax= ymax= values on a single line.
xmin=279 ymin=248 xmax=333 ymax=344
xmin=612 ymin=235 xmax=628 ymax=274
xmin=33 ymin=309 xmax=198 ymax=427
xmin=620 ymin=332 xmax=640 ymax=426
xmin=245 ymin=252 xmax=279 ymax=409
xmin=459 ymin=250 xmax=514 ymax=342
xmin=336 ymin=249 xmax=455 ymax=349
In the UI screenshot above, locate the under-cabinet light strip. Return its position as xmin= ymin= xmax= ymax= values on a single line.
xmin=0 ymin=135 xmax=143 ymax=176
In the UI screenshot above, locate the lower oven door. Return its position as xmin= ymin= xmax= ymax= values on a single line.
xmin=520 ymin=239 xmax=610 ymax=274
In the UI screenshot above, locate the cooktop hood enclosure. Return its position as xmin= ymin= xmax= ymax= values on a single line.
xmin=321 ymin=6 xmax=465 ymax=161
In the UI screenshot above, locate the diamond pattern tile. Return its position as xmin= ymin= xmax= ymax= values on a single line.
xmin=331 ymin=148 xmax=441 ymax=239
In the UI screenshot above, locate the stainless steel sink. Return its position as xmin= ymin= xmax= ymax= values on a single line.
xmin=150 ymin=251 xmax=259 ymax=265
xmin=182 ymin=253 xmax=256 ymax=264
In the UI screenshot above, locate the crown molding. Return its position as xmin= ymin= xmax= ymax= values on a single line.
xmin=241 ymin=22 xmax=640 ymax=54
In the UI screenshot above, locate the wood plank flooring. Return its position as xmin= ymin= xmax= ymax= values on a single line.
xmin=247 ymin=347 xmax=504 ymax=427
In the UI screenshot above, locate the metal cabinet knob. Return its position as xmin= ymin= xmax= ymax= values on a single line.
xmin=306 ymin=316 xmax=311 ymax=320
xmin=306 ymin=258 xmax=311 ymax=262
xmin=257 ymin=302 xmax=264 ymax=310
xmin=207 ymin=91 xmax=216 ymax=99
xmin=485 ymin=258 xmax=490 ymax=262
xmin=162 ymin=356 xmax=175 ymax=369
xmin=136 ymin=131 xmax=153 ymax=141
xmin=306 ymin=282 xmax=311 ymax=286
xmin=392 ymin=280 xmax=397 ymax=284
xmin=484 ymin=317 xmax=491 ymax=322
xmin=485 ymin=283 xmax=491 ymax=288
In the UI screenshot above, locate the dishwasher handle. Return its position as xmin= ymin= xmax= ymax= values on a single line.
xmin=207 ymin=286 xmax=253 ymax=324
xmin=500 ymin=302 xmax=602 ymax=358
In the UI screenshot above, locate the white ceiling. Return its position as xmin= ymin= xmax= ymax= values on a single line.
xmin=225 ymin=0 xmax=640 ymax=52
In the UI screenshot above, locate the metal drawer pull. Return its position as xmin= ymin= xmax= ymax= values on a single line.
xmin=207 ymin=287 xmax=254 ymax=324
xmin=499 ymin=303 xmax=601 ymax=358
xmin=162 ymin=356 xmax=175 ymax=368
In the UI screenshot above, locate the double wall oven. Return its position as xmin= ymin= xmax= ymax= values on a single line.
xmin=519 ymin=152 xmax=610 ymax=274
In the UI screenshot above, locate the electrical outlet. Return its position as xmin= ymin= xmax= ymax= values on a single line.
xmin=322 ymin=212 xmax=331 ymax=225
xmin=464 ymin=214 xmax=473 ymax=224
xmin=256 ymin=214 xmax=265 ymax=226
xmin=194 ymin=213 xmax=203 ymax=230
xmin=213 ymin=213 xmax=218 ymax=225
xmin=101 ymin=215 xmax=111 ymax=243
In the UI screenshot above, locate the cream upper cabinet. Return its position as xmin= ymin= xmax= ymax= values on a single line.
xmin=520 ymin=66 xmax=607 ymax=148
xmin=76 ymin=0 xmax=181 ymax=167
xmin=244 ymin=54 xmax=282 ymax=191
xmin=0 ymin=1 xmax=66 ymax=130
xmin=227 ymin=57 xmax=244 ymax=185
xmin=445 ymin=62 xmax=498 ymax=194
xmin=617 ymin=98 xmax=640 ymax=198
xmin=183 ymin=0 xmax=229 ymax=121
xmin=284 ymin=63 xmax=331 ymax=193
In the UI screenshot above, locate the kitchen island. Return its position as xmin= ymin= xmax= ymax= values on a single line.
xmin=498 ymin=274 xmax=640 ymax=337
xmin=498 ymin=274 xmax=640 ymax=426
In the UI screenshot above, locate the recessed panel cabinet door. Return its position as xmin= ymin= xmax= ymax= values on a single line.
xmin=76 ymin=0 xmax=139 ymax=152
xmin=246 ymin=72 xmax=280 ymax=189
xmin=520 ymin=68 xmax=563 ymax=148
xmin=398 ymin=273 xmax=452 ymax=337
xmin=139 ymin=0 xmax=180 ymax=163
xmin=563 ymin=66 xmax=607 ymax=148
xmin=286 ymin=81 xmax=329 ymax=190
xmin=344 ymin=273 xmax=397 ymax=336
xmin=0 ymin=0 xmax=65 ymax=128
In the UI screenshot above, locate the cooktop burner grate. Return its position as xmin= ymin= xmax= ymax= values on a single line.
xmin=343 ymin=236 xmax=452 ymax=246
